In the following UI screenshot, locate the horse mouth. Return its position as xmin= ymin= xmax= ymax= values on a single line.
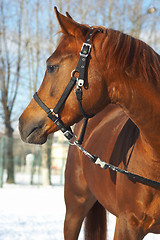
xmin=25 ymin=126 xmax=47 ymax=144
xmin=19 ymin=119 xmax=48 ymax=145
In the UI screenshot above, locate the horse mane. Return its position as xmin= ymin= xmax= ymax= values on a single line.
xmin=95 ymin=27 xmax=160 ymax=87
xmin=58 ymin=24 xmax=160 ymax=87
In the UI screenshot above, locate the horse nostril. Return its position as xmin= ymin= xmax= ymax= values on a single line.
xmin=19 ymin=115 xmax=47 ymax=144
xmin=28 ymin=127 xmax=39 ymax=137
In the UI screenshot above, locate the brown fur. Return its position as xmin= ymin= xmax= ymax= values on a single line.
xmin=19 ymin=8 xmax=160 ymax=240
xmin=96 ymin=28 xmax=160 ymax=86
xmin=85 ymin=201 xmax=107 ymax=240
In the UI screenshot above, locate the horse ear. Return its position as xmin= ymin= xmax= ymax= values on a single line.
xmin=66 ymin=11 xmax=72 ymax=19
xmin=54 ymin=6 xmax=89 ymax=40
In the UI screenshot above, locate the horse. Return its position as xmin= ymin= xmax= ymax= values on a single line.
xmin=19 ymin=7 xmax=160 ymax=240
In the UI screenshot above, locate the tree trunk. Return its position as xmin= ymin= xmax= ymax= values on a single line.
xmin=5 ymin=124 xmax=14 ymax=183
xmin=0 ymin=0 xmax=24 ymax=183
xmin=41 ymin=137 xmax=52 ymax=186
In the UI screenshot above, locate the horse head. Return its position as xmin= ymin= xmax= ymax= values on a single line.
xmin=19 ymin=7 xmax=109 ymax=144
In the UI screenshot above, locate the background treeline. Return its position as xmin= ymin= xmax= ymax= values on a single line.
xmin=0 ymin=0 xmax=159 ymax=183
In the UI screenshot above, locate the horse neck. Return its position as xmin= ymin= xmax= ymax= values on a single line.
xmin=97 ymin=30 xmax=160 ymax=155
xmin=106 ymin=73 xmax=160 ymax=155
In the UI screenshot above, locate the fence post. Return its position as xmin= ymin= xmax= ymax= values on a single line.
xmin=38 ymin=147 xmax=41 ymax=185
xmin=0 ymin=138 xmax=5 ymax=188
xmin=60 ymin=158 xmax=65 ymax=185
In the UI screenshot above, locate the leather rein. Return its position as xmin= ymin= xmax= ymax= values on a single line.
xmin=33 ymin=29 xmax=160 ymax=189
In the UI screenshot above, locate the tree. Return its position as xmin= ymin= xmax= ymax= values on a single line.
xmin=22 ymin=0 xmax=56 ymax=185
xmin=0 ymin=0 xmax=159 ymax=184
xmin=0 ymin=0 xmax=24 ymax=183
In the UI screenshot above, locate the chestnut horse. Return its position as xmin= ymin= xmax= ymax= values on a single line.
xmin=19 ymin=7 xmax=160 ymax=240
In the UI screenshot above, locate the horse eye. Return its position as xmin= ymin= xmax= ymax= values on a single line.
xmin=47 ymin=65 xmax=59 ymax=73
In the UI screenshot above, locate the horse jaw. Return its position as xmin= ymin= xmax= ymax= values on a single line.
xmin=18 ymin=101 xmax=82 ymax=145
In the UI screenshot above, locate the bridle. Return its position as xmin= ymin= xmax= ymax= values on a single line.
xmin=34 ymin=28 xmax=98 ymax=145
xmin=33 ymin=29 xmax=160 ymax=188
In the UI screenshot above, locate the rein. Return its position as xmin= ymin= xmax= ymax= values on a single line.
xmin=74 ymin=142 xmax=160 ymax=188
xmin=33 ymin=29 xmax=160 ymax=189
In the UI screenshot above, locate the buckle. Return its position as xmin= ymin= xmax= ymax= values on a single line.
xmin=95 ymin=157 xmax=107 ymax=169
xmin=80 ymin=43 xmax=91 ymax=57
xmin=49 ymin=109 xmax=58 ymax=118
xmin=77 ymin=79 xmax=84 ymax=87
xmin=63 ymin=130 xmax=75 ymax=140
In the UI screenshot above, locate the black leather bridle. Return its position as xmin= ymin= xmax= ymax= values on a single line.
xmin=33 ymin=28 xmax=160 ymax=188
xmin=33 ymin=28 xmax=98 ymax=144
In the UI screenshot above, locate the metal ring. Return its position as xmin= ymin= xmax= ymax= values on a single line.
xmin=69 ymin=134 xmax=78 ymax=145
xmin=71 ymin=69 xmax=79 ymax=78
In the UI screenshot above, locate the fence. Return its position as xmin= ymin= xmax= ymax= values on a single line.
xmin=0 ymin=133 xmax=69 ymax=187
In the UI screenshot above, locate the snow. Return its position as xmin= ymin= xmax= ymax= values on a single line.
xmin=0 ymin=184 xmax=83 ymax=240
xmin=0 ymin=184 xmax=159 ymax=240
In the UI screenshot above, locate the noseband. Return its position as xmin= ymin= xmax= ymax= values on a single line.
xmin=34 ymin=28 xmax=100 ymax=144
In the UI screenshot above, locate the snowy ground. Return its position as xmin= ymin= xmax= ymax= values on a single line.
xmin=0 ymin=184 xmax=159 ymax=240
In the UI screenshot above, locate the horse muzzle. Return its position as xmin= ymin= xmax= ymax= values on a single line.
xmin=19 ymin=115 xmax=48 ymax=144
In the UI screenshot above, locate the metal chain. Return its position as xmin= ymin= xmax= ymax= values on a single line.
xmin=72 ymin=140 xmax=160 ymax=188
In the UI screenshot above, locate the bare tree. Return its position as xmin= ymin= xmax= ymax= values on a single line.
xmin=0 ymin=0 xmax=159 ymax=185
xmin=22 ymin=1 xmax=56 ymax=185
xmin=0 ymin=0 xmax=24 ymax=183
xmin=41 ymin=2 xmax=55 ymax=186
